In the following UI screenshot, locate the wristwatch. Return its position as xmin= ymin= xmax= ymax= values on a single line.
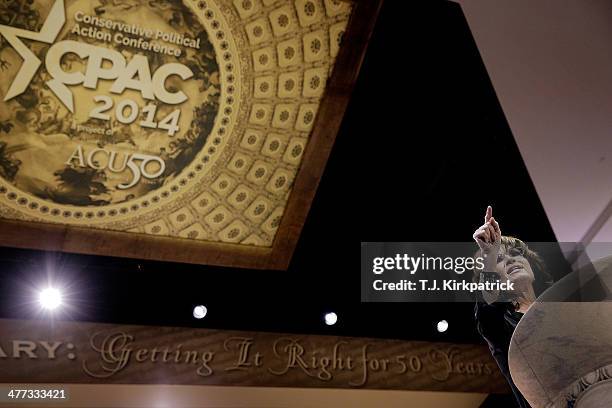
xmin=480 ymin=271 xmax=500 ymax=284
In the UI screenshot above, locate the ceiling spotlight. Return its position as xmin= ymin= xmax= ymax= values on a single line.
xmin=39 ymin=288 xmax=62 ymax=310
xmin=437 ymin=319 xmax=449 ymax=333
xmin=324 ymin=312 xmax=338 ymax=326
xmin=193 ymin=305 xmax=208 ymax=319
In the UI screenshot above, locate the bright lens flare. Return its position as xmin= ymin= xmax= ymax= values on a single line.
xmin=39 ymin=288 xmax=62 ymax=310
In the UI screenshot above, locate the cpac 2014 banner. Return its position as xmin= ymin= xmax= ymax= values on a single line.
xmin=0 ymin=0 xmax=217 ymax=204
xmin=0 ymin=0 xmax=354 ymax=266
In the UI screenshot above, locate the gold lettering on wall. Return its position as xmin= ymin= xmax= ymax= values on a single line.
xmin=0 ymin=319 xmax=509 ymax=394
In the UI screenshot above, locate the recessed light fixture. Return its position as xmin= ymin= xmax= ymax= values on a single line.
xmin=437 ymin=319 xmax=449 ymax=333
xmin=324 ymin=312 xmax=338 ymax=326
xmin=193 ymin=305 xmax=208 ymax=319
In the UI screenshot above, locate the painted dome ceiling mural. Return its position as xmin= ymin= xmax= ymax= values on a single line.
xmin=0 ymin=0 xmax=367 ymax=268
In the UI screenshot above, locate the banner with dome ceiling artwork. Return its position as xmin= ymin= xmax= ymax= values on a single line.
xmin=0 ymin=0 xmax=379 ymax=269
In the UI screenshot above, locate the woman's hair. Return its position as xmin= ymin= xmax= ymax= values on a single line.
xmin=474 ymin=236 xmax=554 ymax=296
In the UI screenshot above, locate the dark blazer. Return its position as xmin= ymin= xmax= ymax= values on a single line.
xmin=475 ymin=301 xmax=531 ymax=408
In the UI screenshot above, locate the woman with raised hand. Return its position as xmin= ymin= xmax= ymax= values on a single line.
xmin=472 ymin=206 xmax=552 ymax=408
